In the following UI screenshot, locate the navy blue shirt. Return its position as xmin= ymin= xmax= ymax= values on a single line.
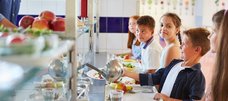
xmin=139 ymin=59 xmax=205 ymax=101
xmin=0 ymin=0 xmax=21 ymax=25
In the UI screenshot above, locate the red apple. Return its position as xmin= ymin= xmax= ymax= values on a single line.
xmin=10 ymin=37 xmax=24 ymax=44
xmin=39 ymin=10 xmax=56 ymax=22
xmin=115 ymin=83 xmax=127 ymax=93
xmin=123 ymin=55 xmax=130 ymax=60
xmin=32 ymin=19 xmax=49 ymax=30
xmin=18 ymin=15 xmax=34 ymax=29
xmin=51 ymin=17 xmax=65 ymax=31
xmin=6 ymin=34 xmax=26 ymax=45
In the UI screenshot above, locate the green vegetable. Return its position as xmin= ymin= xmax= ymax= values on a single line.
xmin=123 ymin=63 xmax=135 ymax=68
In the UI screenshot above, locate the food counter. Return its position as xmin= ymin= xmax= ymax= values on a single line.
xmin=87 ymin=52 xmax=107 ymax=101
xmin=105 ymin=85 xmax=157 ymax=101
xmin=82 ymin=52 xmax=158 ymax=101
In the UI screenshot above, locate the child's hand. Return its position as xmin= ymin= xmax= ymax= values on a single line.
xmin=154 ymin=93 xmax=169 ymax=101
xmin=122 ymin=68 xmax=140 ymax=81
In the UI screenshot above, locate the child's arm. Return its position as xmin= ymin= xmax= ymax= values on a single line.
xmin=122 ymin=68 xmax=140 ymax=81
xmin=123 ymin=68 xmax=166 ymax=85
xmin=0 ymin=14 xmax=17 ymax=29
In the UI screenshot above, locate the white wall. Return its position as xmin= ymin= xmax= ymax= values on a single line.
xmin=19 ymin=0 xmax=66 ymax=15
xmin=202 ymin=0 xmax=226 ymax=26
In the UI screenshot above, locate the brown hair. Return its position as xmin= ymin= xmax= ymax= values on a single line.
xmin=212 ymin=10 xmax=228 ymax=101
xmin=137 ymin=15 xmax=155 ymax=30
xmin=127 ymin=15 xmax=140 ymax=49
xmin=183 ymin=28 xmax=210 ymax=56
xmin=161 ymin=12 xmax=182 ymax=44
xmin=212 ymin=9 xmax=225 ymax=31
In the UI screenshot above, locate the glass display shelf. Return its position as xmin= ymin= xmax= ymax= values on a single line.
xmin=0 ymin=40 xmax=74 ymax=68
xmin=0 ymin=39 xmax=74 ymax=101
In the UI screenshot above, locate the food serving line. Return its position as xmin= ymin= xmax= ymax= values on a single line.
xmin=82 ymin=52 xmax=158 ymax=101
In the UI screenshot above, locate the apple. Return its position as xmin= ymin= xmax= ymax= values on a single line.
xmin=10 ymin=37 xmax=24 ymax=44
xmin=32 ymin=19 xmax=49 ymax=30
xmin=19 ymin=15 xmax=34 ymax=29
xmin=115 ymin=83 xmax=127 ymax=93
xmin=123 ymin=55 xmax=130 ymax=60
xmin=50 ymin=17 xmax=65 ymax=31
xmin=6 ymin=34 xmax=26 ymax=45
xmin=126 ymin=85 xmax=133 ymax=91
xmin=39 ymin=10 xmax=56 ymax=22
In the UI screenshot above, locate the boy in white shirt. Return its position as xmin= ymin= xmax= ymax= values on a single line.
xmin=136 ymin=15 xmax=162 ymax=73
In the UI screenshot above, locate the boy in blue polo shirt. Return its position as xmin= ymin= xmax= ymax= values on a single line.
xmin=123 ymin=28 xmax=210 ymax=100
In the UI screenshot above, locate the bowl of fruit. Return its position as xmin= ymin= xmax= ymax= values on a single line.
xmin=0 ymin=33 xmax=46 ymax=56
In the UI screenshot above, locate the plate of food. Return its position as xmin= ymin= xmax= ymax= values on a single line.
xmin=122 ymin=59 xmax=137 ymax=63
xmin=123 ymin=63 xmax=136 ymax=71
xmin=117 ymin=77 xmax=136 ymax=85
xmin=86 ymin=69 xmax=105 ymax=80
xmin=122 ymin=61 xmax=141 ymax=72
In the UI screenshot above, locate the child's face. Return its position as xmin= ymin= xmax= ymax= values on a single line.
xmin=181 ymin=34 xmax=197 ymax=60
xmin=209 ymin=24 xmax=218 ymax=53
xmin=160 ymin=16 xmax=179 ymax=41
xmin=136 ymin=25 xmax=153 ymax=43
xmin=128 ymin=18 xmax=137 ymax=35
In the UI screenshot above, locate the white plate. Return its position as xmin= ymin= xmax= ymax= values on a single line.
xmin=86 ymin=69 xmax=105 ymax=80
xmin=118 ymin=77 xmax=136 ymax=85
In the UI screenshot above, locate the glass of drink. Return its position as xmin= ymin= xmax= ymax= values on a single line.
xmin=109 ymin=90 xmax=124 ymax=101
xmin=41 ymin=88 xmax=55 ymax=101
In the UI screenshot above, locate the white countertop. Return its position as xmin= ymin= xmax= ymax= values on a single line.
xmin=105 ymin=85 xmax=158 ymax=101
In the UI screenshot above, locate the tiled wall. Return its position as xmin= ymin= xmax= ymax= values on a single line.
xmin=202 ymin=0 xmax=226 ymax=26
xmin=99 ymin=17 xmax=129 ymax=33
xmin=19 ymin=0 xmax=136 ymax=54
xmin=18 ymin=0 xmax=223 ymax=54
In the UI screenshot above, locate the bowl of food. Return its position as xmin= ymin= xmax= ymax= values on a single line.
xmin=0 ymin=34 xmax=45 ymax=56
xmin=123 ymin=63 xmax=136 ymax=72
xmin=86 ymin=69 xmax=104 ymax=80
